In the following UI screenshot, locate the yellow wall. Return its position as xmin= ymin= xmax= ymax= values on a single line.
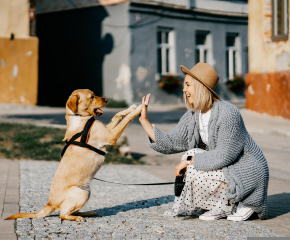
xmin=0 ymin=37 xmax=38 ymax=105
xmin=0 ymin=0 xmax=30 ymax=37
xmin=248 ymin=0 xmax=290 ymax=73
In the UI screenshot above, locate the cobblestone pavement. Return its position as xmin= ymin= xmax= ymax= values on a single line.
xmin=16 ymin=160 xmax=279 ymax=240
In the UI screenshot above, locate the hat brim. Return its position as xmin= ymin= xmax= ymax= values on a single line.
xmin=180 ymin=65 xmax=220 ymax=101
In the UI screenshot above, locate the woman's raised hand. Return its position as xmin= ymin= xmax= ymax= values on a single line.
xmin=139 ymin=93 xmax=155 ymax=142
xmin=139 ymin=93 xmax=150 ymax=122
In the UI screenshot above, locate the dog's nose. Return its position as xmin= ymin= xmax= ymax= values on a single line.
xmin=104 ymin=98 xmax=108 ymax=102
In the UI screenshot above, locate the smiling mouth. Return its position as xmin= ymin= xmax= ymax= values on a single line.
xmin=94 ymin=108 xmax=103 ymax=117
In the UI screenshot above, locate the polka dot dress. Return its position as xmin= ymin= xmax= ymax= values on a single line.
xmin=164 ymin=148 xmax=230 ymax=217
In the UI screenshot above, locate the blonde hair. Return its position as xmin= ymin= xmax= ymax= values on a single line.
xmin=184 ymin=75 xmax=216 ymax=112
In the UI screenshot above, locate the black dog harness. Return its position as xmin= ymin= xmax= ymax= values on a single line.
xmin=61 ymin=117 xmax=106 ymax=157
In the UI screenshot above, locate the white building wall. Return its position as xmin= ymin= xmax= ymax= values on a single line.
xmin=191 ymin=0 xmax=248 ymax=14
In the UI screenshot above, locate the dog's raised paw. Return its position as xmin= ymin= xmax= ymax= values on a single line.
xmin=135 ymin=104 xmax=143 ymax=113
xmin=129 ymin=104 xmax=138 ymax=111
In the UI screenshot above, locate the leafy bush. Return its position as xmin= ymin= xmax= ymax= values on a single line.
xmin=226 ymin=75 xmax=245 ymax=92
xmin=158 ymin=74 xmax=183 ymax=92
xmin=105 ymin=99 xmax=128 ymax=108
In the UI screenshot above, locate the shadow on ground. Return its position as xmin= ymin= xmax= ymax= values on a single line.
xmin=93 ymin=195 xmax=174 ymax=217
xmin=5 ymin=111 xmax=185 ymax=125
xmin=90 ymin=192 xmax=290 ymax=219
xmin=45 ymin=195 xmax=174 ymax=218
xmin=267 ymin=193 xmax=290 ymax=219
xmin=131 ymin=152 xmax=147 ymax=160
xmin=23 ymin=193 xmax=290 ymax=221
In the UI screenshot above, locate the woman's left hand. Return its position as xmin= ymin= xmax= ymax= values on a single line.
xmin=175 ymin=159 xmax=190 ymax=176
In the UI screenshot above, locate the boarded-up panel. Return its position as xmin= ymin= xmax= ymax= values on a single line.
xmin=245 ymin=71 xmax=290 ymax=119
xmin=0 ymin=37 xmax=38 ymax=105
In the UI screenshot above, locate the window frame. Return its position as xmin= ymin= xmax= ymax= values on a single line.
xmin=195 ymin=30 xmax=211 ymax=64
xmin=156 ymin=27 xmax=176 ymax=76
xmin=226 ymin=33 xmax=241 ymax=81
xmin=272 ymin=0 xmax=289 ymax=41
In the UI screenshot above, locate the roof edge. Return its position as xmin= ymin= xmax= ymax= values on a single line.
xmin=130 ymin=0 xmax=248 ymax=18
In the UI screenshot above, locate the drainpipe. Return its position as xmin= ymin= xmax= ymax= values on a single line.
xmin=189 ymin=0 xmax=196 ymax=9
xmin=186 ymin=0 xmax=191 ymax=9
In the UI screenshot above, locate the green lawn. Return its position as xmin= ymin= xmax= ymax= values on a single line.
xmin=0 ymin=123 xmax=144 ymax=164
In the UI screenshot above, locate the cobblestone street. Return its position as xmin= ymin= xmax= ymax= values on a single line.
xmin=16 ymin=160 xmax=279 ymax=240
xmin=1 ymin=105 xmax=290 ymax=239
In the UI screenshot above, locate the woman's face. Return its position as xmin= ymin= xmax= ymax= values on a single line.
xmin=183 ymin=75 xmax=195 ymax=105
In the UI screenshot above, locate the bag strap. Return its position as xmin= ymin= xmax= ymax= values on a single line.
xmin=198 ymin=132 xmax=209 ymax=151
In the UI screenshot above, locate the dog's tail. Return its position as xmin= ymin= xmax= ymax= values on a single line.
xmin=5 ymin=203 xmax=54 ymax=220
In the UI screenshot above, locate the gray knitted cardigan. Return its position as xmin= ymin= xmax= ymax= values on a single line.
xmin=148 ymin=100 xmax=269 ymax=219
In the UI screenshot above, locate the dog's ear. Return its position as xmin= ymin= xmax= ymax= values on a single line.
xmin=66 ymin=94 xmax=79 ymax=114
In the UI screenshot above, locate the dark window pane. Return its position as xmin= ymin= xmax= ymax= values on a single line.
xmin=196 ymin=49 xmax=200 ymax=63
xmin=157 ymin=31 xmax=162 ymax=44
xmin=204 ymin=49 xmax=207 ymax=63
xmin=166 ymin=48 xmax=169 ymax=73
xmin=233 ymin=50 xmax=236 ymax=77
xmin=196 ymin=32 xmax=207 ymax=45
xmin=157 ymin=48 xmax=162 ymax=73
xmin=245 ymin=47 xmax=248 ymax=73
xmin=226 ymin=50 xmax=229 ymax=78
xmin=277 ymin=0 xmax=285 ymax=35
xmin=164 ymin=32 xmax=169 ymax=44
xmin=226 ymin=35 xmax=236 ymax=47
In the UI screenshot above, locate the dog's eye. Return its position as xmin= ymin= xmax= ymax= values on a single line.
xmin=91 ymin=96 xmax=94 ymax=99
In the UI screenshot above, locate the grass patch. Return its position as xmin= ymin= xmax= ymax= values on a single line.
xmin=0 ymin=123 xmax=144 ymax=164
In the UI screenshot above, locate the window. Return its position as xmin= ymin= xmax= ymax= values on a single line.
xmin=157 ymin=28 xmax=176 ymax=75
xmin=195 ymin=31 xmax=210 ymax=64
xmin=272 ymin=0 xmax=289 ymax=41
xmin=226 ymin=33 xmax=241 ymax=80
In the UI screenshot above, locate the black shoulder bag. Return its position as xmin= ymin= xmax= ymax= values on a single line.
xmin=174 ymin=171 xmax=185 ymax=197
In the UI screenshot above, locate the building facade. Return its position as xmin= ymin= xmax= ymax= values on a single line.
xmin=246 ymin=0 xmax=290 ymax=119
xmin=0 ymin=0 xmax=38 ymax=105
xmin=35 ymin=0 xmax=248 ymax=106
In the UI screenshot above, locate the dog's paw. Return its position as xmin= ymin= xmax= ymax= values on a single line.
xmin=134 ymin=104 xmax=143 ymax=114
xmin=128 ymin=104 xmax=138 ymax=111
xmin=76 ymin=216 xmax=85 ymax=222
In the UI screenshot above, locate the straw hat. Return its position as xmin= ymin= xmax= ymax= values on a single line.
xmin=180 ymin=62 xmax=220 ymax=101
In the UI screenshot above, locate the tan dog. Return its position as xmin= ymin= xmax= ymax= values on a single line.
xmin=6 ymin=89 xmax=142 ymax=222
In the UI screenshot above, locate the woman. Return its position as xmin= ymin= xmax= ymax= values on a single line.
xmin=139 ymin=62 xmax=269 ymax=221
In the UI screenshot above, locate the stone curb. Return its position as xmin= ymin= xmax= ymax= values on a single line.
xmin=0 ymin=159 xmax=19 ymax=240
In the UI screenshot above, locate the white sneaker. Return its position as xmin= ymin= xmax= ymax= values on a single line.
xmin=227 ymin=202 xmax=254 ymax=221
xmin=199 ymin=208 xmax=231 ymax=221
